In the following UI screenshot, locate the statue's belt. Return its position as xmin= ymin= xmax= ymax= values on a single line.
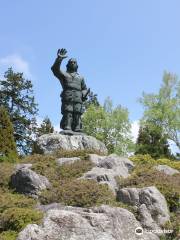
xmin=62 ymin=88 xmax=82 ymax=92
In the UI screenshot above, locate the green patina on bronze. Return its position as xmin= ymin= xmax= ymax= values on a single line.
xmin=51 ymin=48 xmax=90 ymax=132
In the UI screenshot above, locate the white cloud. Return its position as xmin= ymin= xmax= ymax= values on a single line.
xmin=0 ymin=54 xmax=32 ymax=78
xmin=131 ymin=120 xmax=140 ymax=143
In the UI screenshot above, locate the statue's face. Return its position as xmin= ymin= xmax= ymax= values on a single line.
xmin=67 ymin=58 xmax=78 ymax=72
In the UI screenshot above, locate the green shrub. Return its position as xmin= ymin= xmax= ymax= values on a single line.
xmin=0 ymin=231 xmax=17 ymax=240
xmin=22 ymin=154 xmax=94 ymax=185
xmin=0 ymin=163 xmax=14 ymax=190
xmin=0 ymin=191 xmax=36 ymax=213
xmin=163 ymin=213 xmax=180 ymax=240
xmin=40 ymin=179 xmax=115 ymax=207
xmin=117 ymin=166 xmax=180 ymax=212
xmin=156 ymin=158 xmax=180 ymax=171
xmin=130 ymin=154 xmax=180 ymax=171
xmin=55 ymin=160 xmax=94 ymax=181
xmin=0 ymin=208 xmax=42 ymax=232
xmin=53 ymin=149 xmax=103 ymax=158
xmin=22 ymin=154 xmax=58 ymax=182
xmin=130 ymin=154 xmax=155 ymax=165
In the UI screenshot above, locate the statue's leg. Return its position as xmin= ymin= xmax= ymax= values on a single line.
xmin=72 ymin=103 xmax=82 ymax=132
xmin=61 ymin=102 xmax=73 ymax=130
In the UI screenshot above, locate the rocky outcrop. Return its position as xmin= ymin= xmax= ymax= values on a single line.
xmin=154 ymin=165 xmax=179 ymax=175
xmin=10 ymin=164 xmax=50 ymax=197
xmin=81 ymin=154 xmax=134 ymax=193
xmin=36 ymin=133 xmax=108 ymax=155
xmin=17 ymin=205 xmax=159 ymax=240
xmin=117 ymin=186 xmax=170 ymax=230
xmin=56 ymin=157 xmax=81 ymax=166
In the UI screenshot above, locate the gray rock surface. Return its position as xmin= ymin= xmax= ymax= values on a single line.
xmin=81 ymin=154 xmax=134 ymax=193
xmin=36 ymin=133 xmax=108 ymax=155
xmin=17 ymin=205 xmax=159 ymax=240
xmin=56 ymin=157 xmax=81 ymax=166
xmin=154 ymin=164 xmax=179 ymax=175
xmin=117 ymin=186 xmax=170 ymax=229
xmin=10 ymin=164 xmax=50 ymax=197
xmin=138 ymin=204 xmax=162 ymax=234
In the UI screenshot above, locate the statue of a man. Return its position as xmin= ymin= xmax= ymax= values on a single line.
xmin=51 ymin=48 xmax=89 ymax=132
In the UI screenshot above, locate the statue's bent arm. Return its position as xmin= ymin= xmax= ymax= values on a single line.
xmin=51 ymin=57 xmax=68 ymax=86
xmin=81 ymin=77 xmax=87 ymax=90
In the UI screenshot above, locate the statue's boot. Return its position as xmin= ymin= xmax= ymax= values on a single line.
xmin=63 ymin=112 xmax=73 ymax=130
xmin=73 ymin=114 xmax=82 ymax=132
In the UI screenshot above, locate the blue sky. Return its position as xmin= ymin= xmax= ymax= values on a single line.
xmin=0 ymin=0 xmax=180 ymax=145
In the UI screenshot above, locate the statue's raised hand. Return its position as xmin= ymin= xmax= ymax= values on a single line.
xmin=57 ymin=48 xmax=68 ymax=59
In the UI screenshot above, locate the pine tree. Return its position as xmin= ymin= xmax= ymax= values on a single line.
xmin=0 ymin=106 xmax=17 ymax=161
xmin=0 ymin=68 xmax=38 ymax=154
xmin=37 ymin=117 xmax=54 ymax=137
xmin=135 ymin=122 xmax=172 ymax=159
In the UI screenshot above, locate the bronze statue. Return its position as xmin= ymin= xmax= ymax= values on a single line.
xmin=51 ymin=48 xmax=90 ymax=132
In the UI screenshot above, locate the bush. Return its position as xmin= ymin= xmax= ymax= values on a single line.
xmin=163 ymin=213 xmax=180 ymax=240
xmin=130 ymin=154 xmax=155 ymax=165
xmin=0 ymin=191 xmax=36 ymax=213
xmin=117 ymin=166 xmax=180 ymax=212
xmin=0 ymin=208 xmax=42 ymax=232
xmin=0 ymin=231 xmax=17 ymax=240
xmin=156 ymin=158 xmax=180 ymax=171
xmin=55 ymin=160 xmax=94 ymax=181
xmin=53 ymin=149 xmax=103 ymax=158
xmin=0 ymin=163 xmax=14 ymax=190
xmin=130 ymin=154 xmax=180 ymax=171
xmin=40 ymin=179 xmax=115 ymax=207
xmin=22 ymin=154 xmax=57 ymax=183
xmin=22 ymin=153 xmax=94 ymax=185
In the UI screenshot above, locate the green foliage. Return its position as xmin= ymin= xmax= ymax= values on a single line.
xmin=135 ymin=123 xmax=172 ymax=159
xmin=139 ymin=72 xmax=180 ymax=151
xmin=0 ymin=231 xmax=17 ymax=240
xmin=40 ymin=179 xmax=115 ymax=207
xmin=0 ymin=191 xmax=36 ymax=213
xmin=53 ymin=149 xmax=105 ymax=158
xmin=163 ymin=213 xmax=180 ymax=240
xmin=0 ymin=208 xmax=42 ymax=232
xmin=55 ymin=160 xmax=94 ymax=180
xmin=37 ymin=116 xmax=54 ymax=137
xmin=117 ymin=165 xmax=180 ymax=212
xmin=22 ymin=152 xmax=94 ymax=185
xmin=130 ymin=154 xmax=180 ymax=170
xmin=0 ymin=68 xmax=38 ymax=154
xmin=130 ymin=154 xmax=155 ymax=165
xmin=82 ymin=97 xmax=134 ymax=155
xmin=0 ymin=107 xmax=17 ymax=162
xmin=157 ymin=158 xmax=180 ymax=171
xmin=0 ymin=163 xmax=14 ymax=190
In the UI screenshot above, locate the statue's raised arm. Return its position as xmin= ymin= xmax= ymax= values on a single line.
xmin=51 ymin=48 xmax=69 ymax=85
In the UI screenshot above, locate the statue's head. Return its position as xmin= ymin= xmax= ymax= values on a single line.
xmin=66 ymin=58 xmax=78 ymax=73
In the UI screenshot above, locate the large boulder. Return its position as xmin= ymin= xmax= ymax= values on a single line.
xmin=81 ymin=154 xmax=134 ymax=193
xmin=117 ymin=186 xmax=170 ymax=230
xmin=17 ymin=205 xmax=159 ymax=240
xmin=154 ymin=165 xmax=179 ymax=175
xmin=10 ymin=164 xmax=50 ymax=197
xmin=36 ymin=133 xmax=108 ymax=155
